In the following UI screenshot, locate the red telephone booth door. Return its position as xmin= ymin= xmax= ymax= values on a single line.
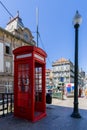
xmin=33 ymin=62 xmax=46 ymax=121
xmin=14 ymin=61 xmax=33 ymax=120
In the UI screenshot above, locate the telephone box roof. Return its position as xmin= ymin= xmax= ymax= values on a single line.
xmin=13 ymin=46 xmax=47 ymax=58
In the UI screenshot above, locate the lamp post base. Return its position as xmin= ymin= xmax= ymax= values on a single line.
xmin=71 ymin=112 xmax=81 ymax=118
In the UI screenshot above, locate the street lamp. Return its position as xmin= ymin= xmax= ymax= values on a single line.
xmin=71 ymin=11 xmax=82 ymax=118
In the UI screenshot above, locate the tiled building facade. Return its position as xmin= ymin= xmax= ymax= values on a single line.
xmin=52 ymin=58 xmax=74 ymax=87
xmin=46 ymin=58 xmax=85 ymax=88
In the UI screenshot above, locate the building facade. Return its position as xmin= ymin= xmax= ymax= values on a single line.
xmin=46 ymin=69 xmax=54 ymax=86
xmin=0 ymin=14 xmax=35 ymax=93
xmin=52 ymin=58 xmax=74 ymax=87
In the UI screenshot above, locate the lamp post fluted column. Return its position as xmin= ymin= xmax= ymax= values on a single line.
xmin=71 ymin=11 xmax=82 ymax=118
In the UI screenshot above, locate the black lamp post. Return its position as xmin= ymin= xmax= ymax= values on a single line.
xmin=71 ymin=11 xmax=82 ymax=118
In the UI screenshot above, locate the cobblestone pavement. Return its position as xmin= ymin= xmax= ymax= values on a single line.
xmin=0 ymin=97 xmax=87 ymax=130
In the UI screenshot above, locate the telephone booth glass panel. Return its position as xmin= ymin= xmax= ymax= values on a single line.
xmin=35 ymin=66 xmax=42 ymax=102
xmin=18 ymin=63 xmax=29 ymax=93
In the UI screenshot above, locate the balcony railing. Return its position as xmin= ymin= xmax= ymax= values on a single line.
xmin=0 ymin=93 xmax=14 ymax=117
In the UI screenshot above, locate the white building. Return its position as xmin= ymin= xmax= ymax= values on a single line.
xmin=52 ymin=58 xmax=74 ymax=87
xmin=46 ymin=69 xmax=54 ymax=86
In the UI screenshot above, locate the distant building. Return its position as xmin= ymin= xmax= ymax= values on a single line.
xmin=46 ymin=69 xmax=51 ymax=86
xmin=80 ymin=69 xmax=85 ymax=79
xmin=46 ymin=69 xmax=54 ymax=86
xmin=52 ymin=58 xmax=74 ymax=87
xmin=79 ymin=69 xmax=86 ymax=87
xmin=0 ymin=13 xmax=36 ymax=93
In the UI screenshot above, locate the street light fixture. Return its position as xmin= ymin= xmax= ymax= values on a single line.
xmin=71 ymin=11 xmax=82 ymax=118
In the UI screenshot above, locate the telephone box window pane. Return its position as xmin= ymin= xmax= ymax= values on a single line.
xmin=18 ymin=63 xmax=29 ymax=92
xmin=35 ymin=67 xmax=42 ymax=102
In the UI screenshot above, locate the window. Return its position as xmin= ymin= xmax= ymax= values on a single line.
xmin=5 ymin=43 xmax=11 ymax=54
xmin=24 ymin=33 xmax=29 ymax=41
xmin=6 ymin=46 xmax=10 ymax=54
xmin=5 ymin=81 xmax=13 ymax=93
xmin=5 ymin=61 xmax=11 ymax=73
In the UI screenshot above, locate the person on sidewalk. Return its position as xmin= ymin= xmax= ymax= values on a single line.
xmin=79 ymin=88 xmax=82 ymax=97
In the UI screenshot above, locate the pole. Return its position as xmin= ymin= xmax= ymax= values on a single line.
xmin=71 ymin=24 xmax=81 ymax=118
xmin=36 ymin=7 xmax=39 ymax=47
xmin=37 ymin=24 xmax=38 ymax=47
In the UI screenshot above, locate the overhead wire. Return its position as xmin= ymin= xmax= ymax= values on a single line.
xmin=0 ymin=1 xmax=14 ymax=18
xmin=0 ymin=1 xmax=52 ymax=68
xmin=0 ymin=1 xmax=24 ymax=30
xmin=32 ymin=30 xmax=52 ymax=67
xmin=38 ymin=32 xmax=52 ymax=67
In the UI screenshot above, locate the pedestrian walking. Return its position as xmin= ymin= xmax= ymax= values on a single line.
xmin=79 ymin=88 xmax=82 ymax=97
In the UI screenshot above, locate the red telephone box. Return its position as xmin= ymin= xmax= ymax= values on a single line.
xmin=13 ymin=46 xmax=47 ymax=122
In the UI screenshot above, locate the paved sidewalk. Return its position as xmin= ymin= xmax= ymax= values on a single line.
xmin=52 ymin=97 xmax=87 ymax=109
xmin=0 ymin=98 xmax=87 ymax=130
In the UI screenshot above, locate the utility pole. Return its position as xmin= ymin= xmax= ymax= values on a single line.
xmin=36 ymin=7 xmax=39 ymax=47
